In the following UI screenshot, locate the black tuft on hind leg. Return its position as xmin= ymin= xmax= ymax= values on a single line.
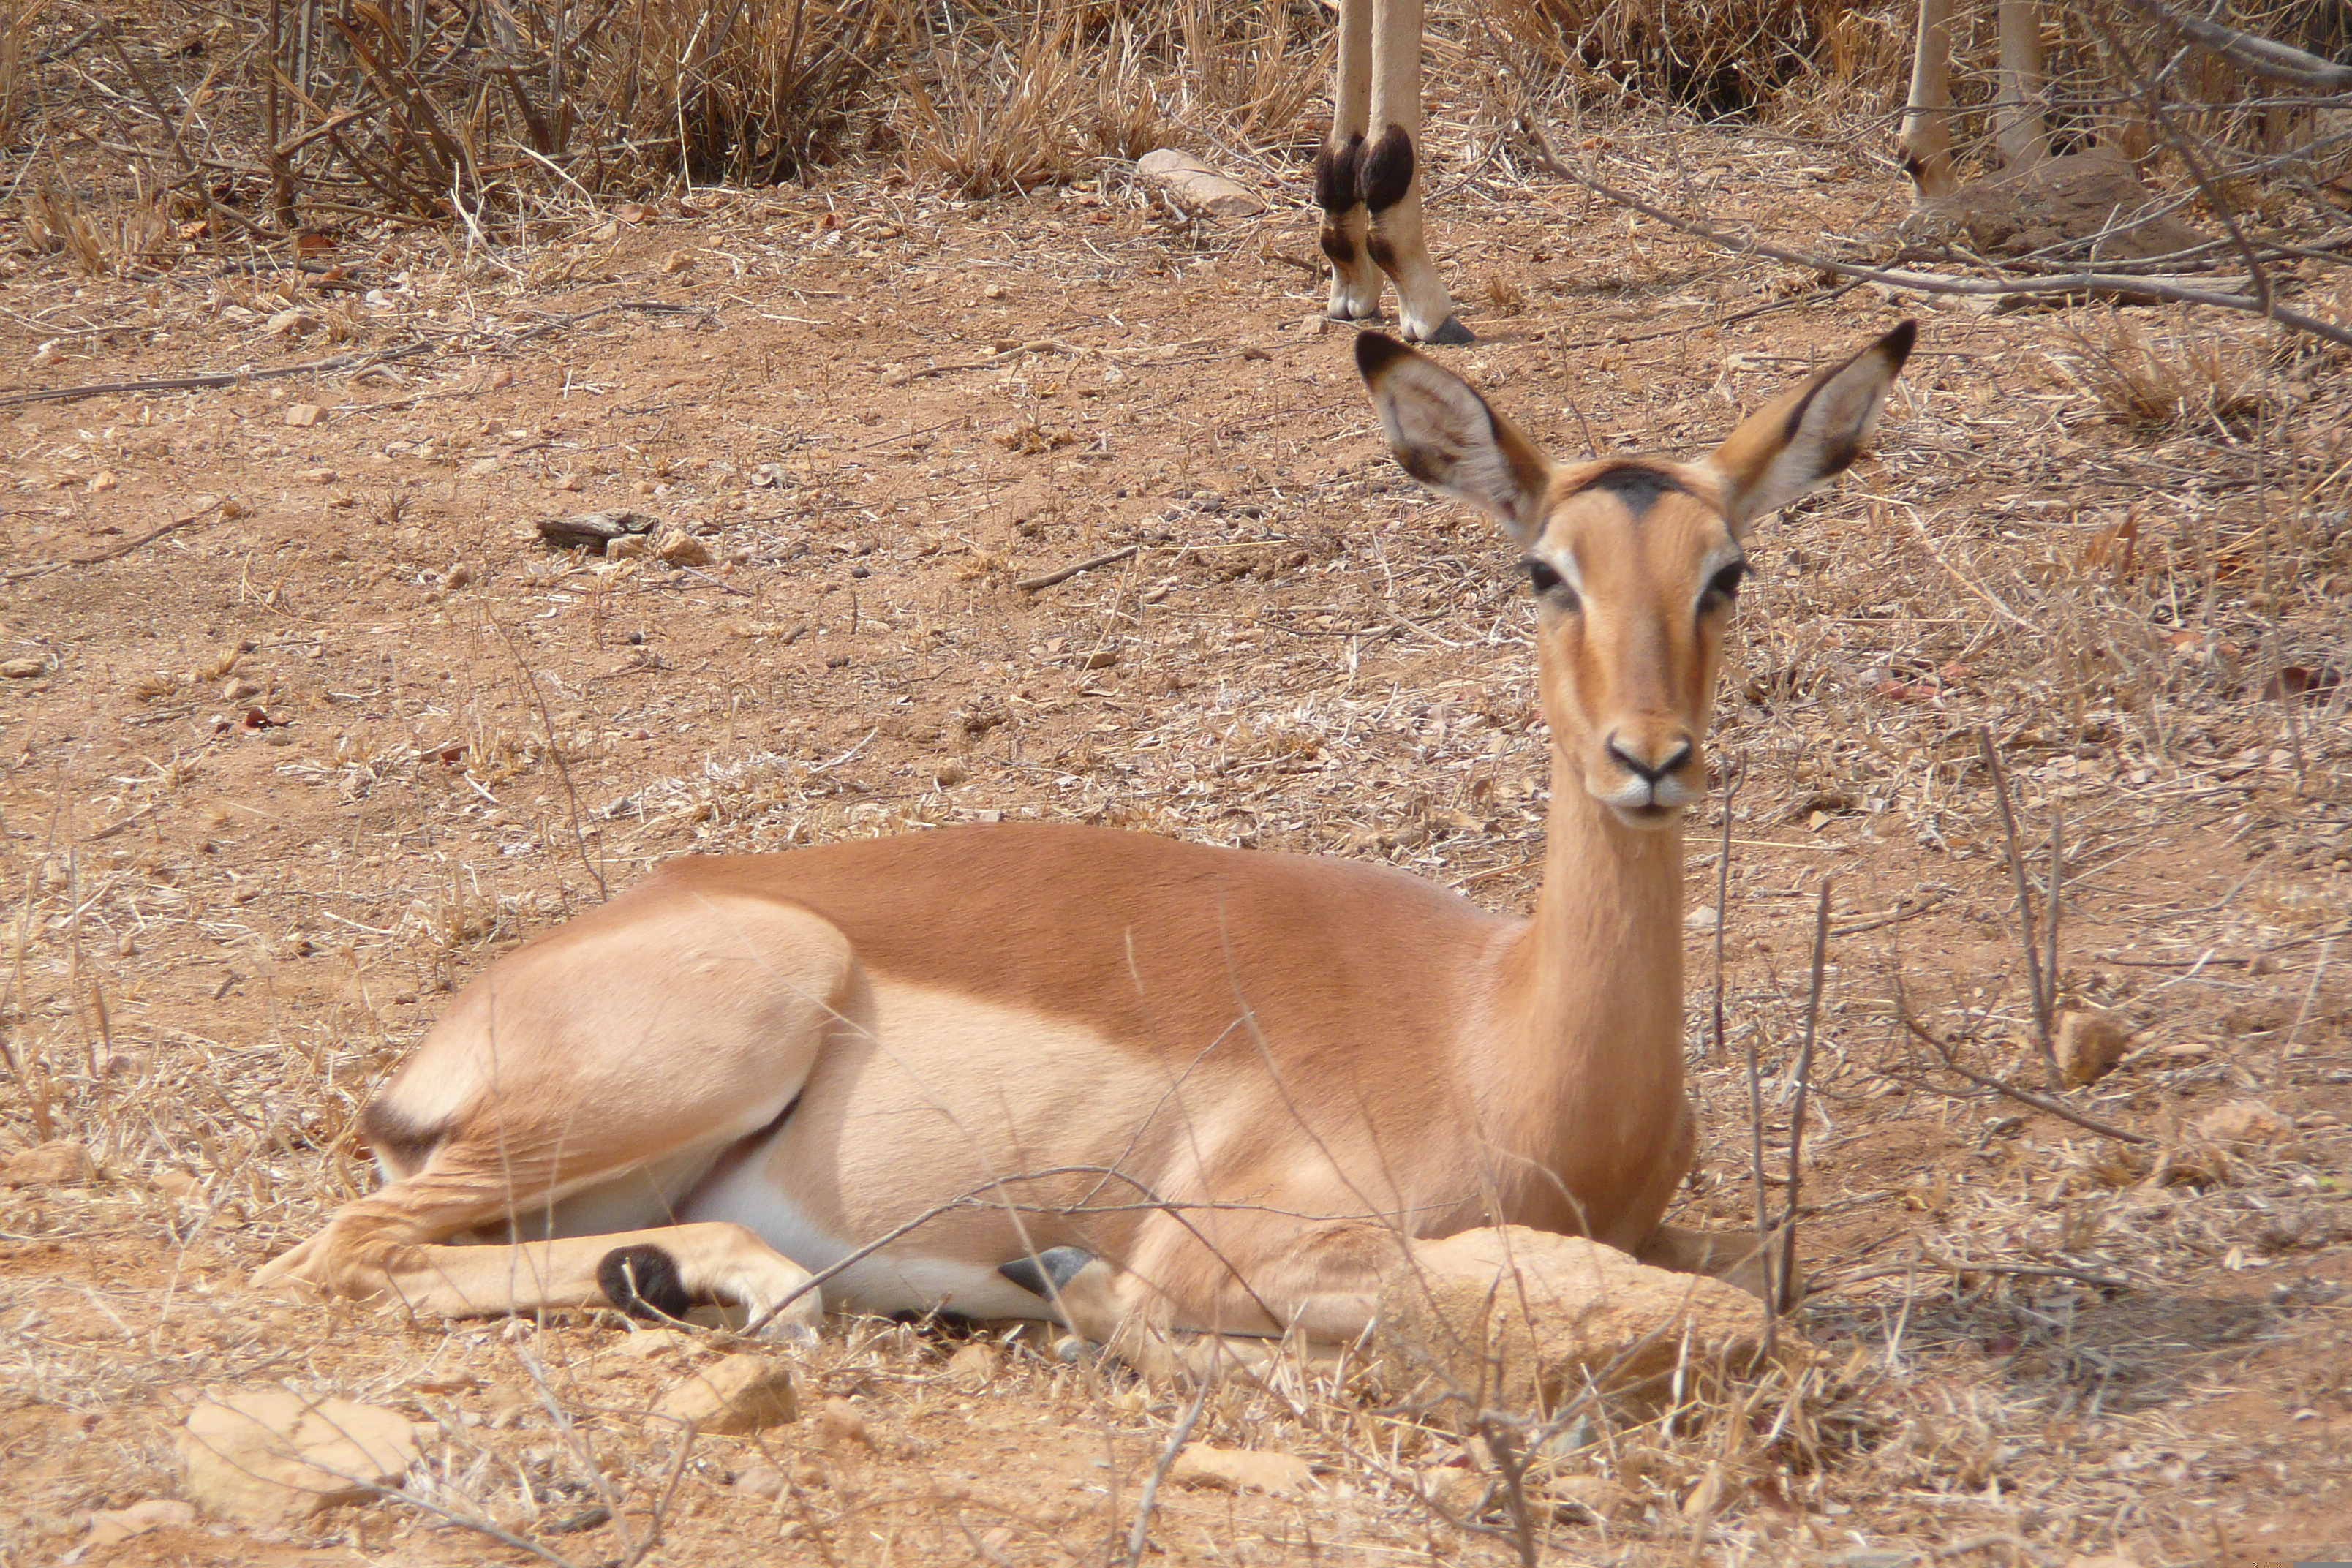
xmin=598 ymin=1243 xmax=693 ymax=1320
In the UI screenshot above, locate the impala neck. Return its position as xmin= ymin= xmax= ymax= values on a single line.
xmin=1482 ymin=736 xmax=1688 ymax=1230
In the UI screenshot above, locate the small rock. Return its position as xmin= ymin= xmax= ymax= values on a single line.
xmin=298 ymin=467 xmax=339 ymax=485
xmin=284 ymin=404 xmax=325 ymax=428
xmin=1084 ymin=649 xmax=1117 ymax=670
xmin=83 ymin=1498 xmax=197 ymax=1548
xmin=606 ymin=534 xmax=652 ymax=560
xmin=934 ymin=759 xmax=970 ymax=788
xmin=1545 ymin=1474 xmax=1628 ymax=1522
xmin=443 ymin=563 xmax=475 ymax=590
xmin=2062 ymin=1557 xmax=2146 ymax=1568
xmin=2056 ymin=1008 xmax=2132 ymax=1085
xmin=1376 ymin=1226 xmax=1768 ymax=1420
xmin=467 ymin=457 xmax=500 ymax=476
xmin=536 ymin=510 xmax=657 ymax=552
xmin=662 ymin=250 xmax=694 ymax=275
xmin=944 ymin=1341 xmax=998 ymax=1390
xmin=654 ymin=1354 xmax=798 ymax=1433
xmin=1415 ymin=1466 xmax=1487 ymax=1515
xmin=222 ymin=678 xmax=261 ymax=701
xmin=618 ymin=1327 xmax=695 ymax=1359
xmin=90 ymin=470 xmax=118 ymax=491
xmin=267 ymin=309 xmax=319 ymax=337
xmin=1169 ymin=1445 xmax=1313 ymax=1496
xmin=487 ymin=366 xmax=514 ymax=391
xmin=880 ymin=364 xmax=912 ymax=386
xmin=2195 ymin=1098 xmax=2293 ymax=1148
xmin=655 ymin=531 xmax=713 ymax=567
xmin=814 ymin=1396 xmax=870 ymax=1448
xmin=1135 ymin=148 xmax=1266 ymax=221
xmin=1301 ymin=313 xmax=1330 ymax=336
xmin=733 ymin=1464 xmax=785 ymax=1500
xmin=179 ymin=1390 xmax=421 ymax=1527
xmin=1684 ymin=905 xmax=1719 ymax=932
xmin=3 ymin=1141 xmax=94 ymax=1186
xmin=1 ymin=656 xmax=47 ymax=679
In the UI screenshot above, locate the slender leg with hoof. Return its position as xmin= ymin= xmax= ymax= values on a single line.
xmin=1901 ymin=0 xmax=1959 ymax=201
xmin=1364 ymin=0 xmax=1468 ymax=344
xmin=1318 ymin=0 xmax=1383 ymax=321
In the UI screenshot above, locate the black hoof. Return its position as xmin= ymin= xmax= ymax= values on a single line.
xmin=998 ymin=1246 xmax=1094 ymax=1299
xmin=1419 ymin=316 xmax=1476 ymax=347
xmin=598 ymin=1243 xmax=693 ymax=1320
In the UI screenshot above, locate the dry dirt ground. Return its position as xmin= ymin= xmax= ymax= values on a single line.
xmin=1 ymin=109 xmax=2350 ymax=1568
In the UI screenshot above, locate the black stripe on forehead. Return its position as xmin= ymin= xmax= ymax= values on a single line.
xmin=1564 ymin=462 xmax=1686 ymax=518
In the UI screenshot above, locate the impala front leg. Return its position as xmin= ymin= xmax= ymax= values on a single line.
xmin=1317 ymin=0 xmax=1383 ymax=322
xmin=1362 ymin=0 xmax=1469 ymax=344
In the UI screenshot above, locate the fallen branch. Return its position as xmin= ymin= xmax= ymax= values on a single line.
xmin=2111 ymin=0 xmax=2352 ymax=90
xmin=1017 ymin=544 xmax=1139 ymax=592
xmin=0 ymin=340 xmax=441 ymax=410
xmin=1978 ymin=728 xmax=2062 ymax=1088
xmin=4 ymin=500 xmax=225 ymax=584
xmin=1777 ymin=883 xmax=1831 ymax=1315
xmin=1120 ymin=1368 xmax=1213 ymax=1567
xmin=1516 ymin=116 xmax=2352 ymax=350
xmin=1896 ymin=1009 xmax=2155 ymax=1145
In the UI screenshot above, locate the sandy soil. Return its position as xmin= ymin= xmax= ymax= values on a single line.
xmin=1 ymin=109 xmax=2348 ymax=1568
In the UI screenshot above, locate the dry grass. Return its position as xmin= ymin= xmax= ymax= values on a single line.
xmin=2054 ymin=307 xmax=2274 ymax=436
xmin=3 ymin=10 xmax=2351 ymax=1564
xmin=18 ymin=181 xmax=176 ymax=278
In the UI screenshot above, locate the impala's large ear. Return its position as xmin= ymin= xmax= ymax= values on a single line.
xmin=1705 ymin=320 xmax=1916 ymax=533
xmin=1357 ymin=332 xmax=1553 ymax=546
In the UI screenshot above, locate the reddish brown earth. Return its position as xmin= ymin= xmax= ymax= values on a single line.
xmin=1 ymin=113 xmax=2348 ymax=1568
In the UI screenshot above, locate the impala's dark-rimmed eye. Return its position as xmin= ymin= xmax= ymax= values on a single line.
xmin=1703 ymin=559 xmax=1746 ymax=608
xmin=1526 ymin=558 xmax=1580 ymax=609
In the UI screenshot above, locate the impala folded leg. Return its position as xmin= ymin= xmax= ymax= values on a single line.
xmin=252 ymin=886 xmax=853 ymax=1339
xmin=1000 ymin=1212 xmax=1401 ymax=1376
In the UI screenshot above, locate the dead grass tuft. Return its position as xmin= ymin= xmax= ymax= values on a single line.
xmin=19 ymin=181 xmax=176 ymax=278
xmin=2056 ymin=308 xmax=2270 ymax=436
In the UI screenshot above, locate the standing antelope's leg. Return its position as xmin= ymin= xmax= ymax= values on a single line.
xmin=252 ymin=892 xmax=855 ymax=1338
xmin=1316 ymin=0 xmax=1382 ymax=322
xmin=1994 ymin=0 xmax=2050 ymax=172
xmin=1901 ymin=0 xmax=1959 ymax=202
xmin=1362 ymin=0 xmax=1469 ymax=344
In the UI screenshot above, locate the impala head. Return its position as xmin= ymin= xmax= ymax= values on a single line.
xmin=1357 ymin=321 xmax=1915 ymax=827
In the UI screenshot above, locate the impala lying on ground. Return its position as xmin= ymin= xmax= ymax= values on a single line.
xmin=255 ymin=321 xmax=1916 ymax=1354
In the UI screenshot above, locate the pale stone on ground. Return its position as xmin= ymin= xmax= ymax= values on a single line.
xmin=654 ymin=1353 xmax=799 ymax=1433
xmin=1546 ymin=1474 xmax=1630 ymax=1520
xmin=617 ymin=1327 xmax=696 ymax=1359
xmin=178 ymin=1390 xmax=421 ymax=1527
xmin=2 ymin=1141 xmax=94 ymax=1186
xmin=814 ymin=1395 xmax=871 ymax=1447
xmin=946 ymin=1341 xmax=1000 ymax=1391
xmin=83 ymin=1499 xmax=197 ymax=1548
xmin=1136 ymin=149 xmax=1265 ymax=221
xmin=1376 ymin=1226 xmax=1768 ymax=1417
xmin=2195 ymin=1098 xmax=2293 ymax=1147
xmin=1170 ymin=1445 xmax=1315 ymax=1496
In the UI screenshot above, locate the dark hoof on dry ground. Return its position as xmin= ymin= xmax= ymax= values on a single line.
xmin=1419 ymin=316 xmax=1475 ymax=347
